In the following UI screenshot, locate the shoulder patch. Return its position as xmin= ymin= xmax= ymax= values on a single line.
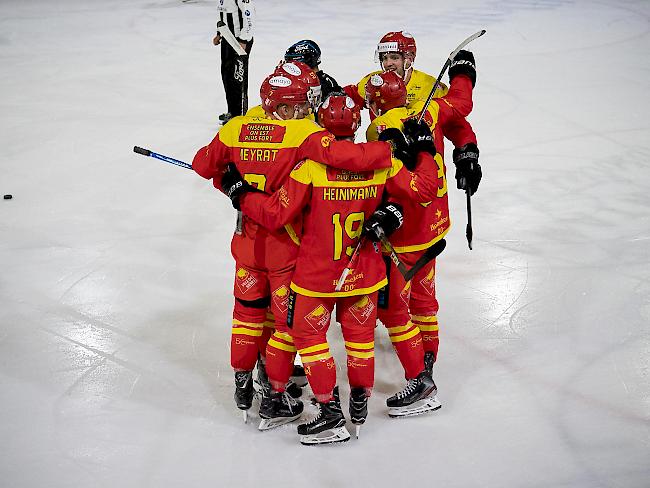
xmin=321 ymin=134 xmax=335 ymax=148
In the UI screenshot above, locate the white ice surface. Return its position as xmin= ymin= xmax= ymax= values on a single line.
xmin=1 ymin=1 xmax=649 ymax=487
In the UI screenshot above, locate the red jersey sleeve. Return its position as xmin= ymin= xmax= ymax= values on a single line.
xmin=385 ymin=152 xmax=444 ymax=203
xmin=192 ymin=132 xmax=231 ymax=180
xmin=439 ymin=75 xmax=474 ymax=118
xmin=239 ymin=165 xmax=312 ymax=231
xmin=298 ymin=132 xmax=393 ymax=172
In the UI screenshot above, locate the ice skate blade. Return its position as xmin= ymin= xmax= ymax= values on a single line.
xmin=300 ymin=426 xmax=351 ymax=445
xmin=258 ymin=413 xmax=302 ymax=431
xmin=355 ymin=425 xmax=361 ymax=439
xmin=388 ymin=396 xmax=442 ymax=418
xmin=242 ymin=410 xmax=248 ymax=423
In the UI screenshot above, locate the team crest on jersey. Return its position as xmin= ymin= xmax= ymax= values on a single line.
xmin=304 ymin=304 xmax=331 ymax=330
xmin=272 ymin=285 xmax=290 ymax=312
xmin=419 ymin=267 xmax=436 ymax=296
xmin=235 ymin=267 xmax=257 ymax=294
xmin=348 ymin=296 xmax=376 ymax=324
xmin=326 ymin=167 xmax=373 ymax=182
xmin=400 ymin=280 xmax=412 ymax=305
xmin=321 ymin=134 xmax=335 ymax=148
xmin=239 ymin=123 xmax=286 ymax=143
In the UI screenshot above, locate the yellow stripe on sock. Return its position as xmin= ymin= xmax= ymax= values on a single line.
xmin=232 ymin=327 xmax=263 ymax=337
xmin=389 ymin=327 xmax=420 ymax=343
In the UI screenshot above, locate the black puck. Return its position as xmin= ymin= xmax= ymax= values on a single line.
xmin=4 ymin=194 xmax=12 ymax=199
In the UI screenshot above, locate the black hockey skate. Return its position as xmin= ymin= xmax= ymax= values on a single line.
xmin=258 ymin=390 xmax=304 ymax=431
xmin=349 ymin=387 xmax=369 ymax=439
xmin=298 ymin=387 xmax=350 ymax=445
xmin=386 ymin=371 xmax=441 ymax=418
xmin=234 ymin=370 xmax=254 ymax=422
xmin=254 ymin=359 xmax=272 ymax=398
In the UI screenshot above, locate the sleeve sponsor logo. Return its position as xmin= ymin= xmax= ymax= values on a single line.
xmin=239 ymin=123 xmax=286 ymax=143
xmin=321 ymin=134 xmax=334 ymax=147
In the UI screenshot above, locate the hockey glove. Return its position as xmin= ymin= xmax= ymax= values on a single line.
xmin=362 ymin=202 xmax=404 ymax=242
xmin=448 ymin=50 xmax=476 ymax=88
xmin=402 ymin=118 xmax=437 ymax=159
xmin=453 ymin=143 xmax=481 ymax=196
xmin=378 ymin=128 xmax=417 ymax=171
xmin=221 ymin=163 xmax=253 ymax=210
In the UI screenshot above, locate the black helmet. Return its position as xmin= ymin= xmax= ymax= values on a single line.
xmin=284 ymin=40 xmax=322 ymax=69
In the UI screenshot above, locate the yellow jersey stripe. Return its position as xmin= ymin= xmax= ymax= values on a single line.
xmin=301 ymin=351 xmax=332 ymax=363
xmin=389 ymin=327 xmax=420 ymax=343
xmin=345 ymin=340 xmax=374 ymax=350
xmin=290 ymin=278 xmax=387 ymax=298
xmin=411 ymin=314 xmax=438 ymax=323
xmin=232 ymin=327 xmax=263 ymax=337
xmin=347 ymin=350 xmax=374 ymax=359
xmin=232 ymin=319 xmax=265 ymax=329
xmin=268 ymin=338 xmax=297 ymax=352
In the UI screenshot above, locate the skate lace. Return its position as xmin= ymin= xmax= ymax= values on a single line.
xmin=395 ymin=378 xmax=419 ymax=400
xmin=281 ymin=391 xmax=300 ymax=413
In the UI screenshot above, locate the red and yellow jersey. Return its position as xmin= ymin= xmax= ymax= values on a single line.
xmin=246 ymin=104 xmax=316 ymax=122
xmin=239 ymin=153 xmax=440 ymax=297
xmin=365 ymin=76 xmax=477 ymax=252
xmin=345 ymin=69 xmax=448 ymax=111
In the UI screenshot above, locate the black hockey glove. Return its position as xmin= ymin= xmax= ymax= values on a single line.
xmin=362 ymin=202 xmax=404 ymax=242
xmin=448 ymin=50 xmax=476 ymax=88
xmin=221 ymin=163 xmax=253 ymax=210
xmin=378 ymin=128 xmax=417 ymax=171
xmin=402 ymin=118 xmax=437 ymax=159
xmin=453 ymin=143 xmax=482 ymax=196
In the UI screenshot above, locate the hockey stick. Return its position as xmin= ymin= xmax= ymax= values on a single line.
xmin=417 ymin=29 xmax=486 ymax=124
xmin=404 ymin=238 xmax=446 ymax=282
xmin=466 ymin=190 xmax=473 ymax=250
xmin=133 ymin=146 xmax=192 ymax=170
xmin=375 ymin=227 xmax=447 ymax=281
xmin=216 ymin=20 xmax=247 ymax=56
xmin=335 ymin=237 xmax=367 ymax=292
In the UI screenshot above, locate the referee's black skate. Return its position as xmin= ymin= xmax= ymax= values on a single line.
xmin=218 ymin=112 xmax=233 ymax=125
xmin=349 ymin=387 xmax=369 ymax=439
xmin=387 ymin=370 xmax=441 ymax=418
xmin=234 ymin=370 xmax=254 ymax=422
xmin=298 ymin=387 xmax=350 ymax=445
xmin=258 ymin=390 xmax=304 ymax=431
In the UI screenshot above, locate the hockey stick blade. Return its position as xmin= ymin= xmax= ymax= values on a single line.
xmin=403 ymin=239 xmax=447 ymax=282
xmin=133 ymin=146 xmax=151 ymax=157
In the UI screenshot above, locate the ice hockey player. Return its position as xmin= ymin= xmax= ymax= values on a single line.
xmin=245 ymin=60 xmax=322 ymax=120
xmin=345 ymin=31 xmax=474 ymax=118
xmin=191 ymin=63 xmax=413 ymax=428
xmin=364 ymin=65 xmax=480 ymax=417
xmin=284 ymin=39 xmax=342 ymax=100
xmin=220 ymin=93 xmax=442 ymax=444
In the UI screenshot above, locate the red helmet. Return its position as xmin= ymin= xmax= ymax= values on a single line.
xmin=260 ymin=71 xmax=310 ymax=116
xmin=375 ymin=31 xmax=417 ymax=62
xmin=317 ymin=94 xmax=361 ymax=137
xmin=275 ymin=61 xmax=322 ymax=110
xmin=365 ymin=71 xmax=407 ymax=114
